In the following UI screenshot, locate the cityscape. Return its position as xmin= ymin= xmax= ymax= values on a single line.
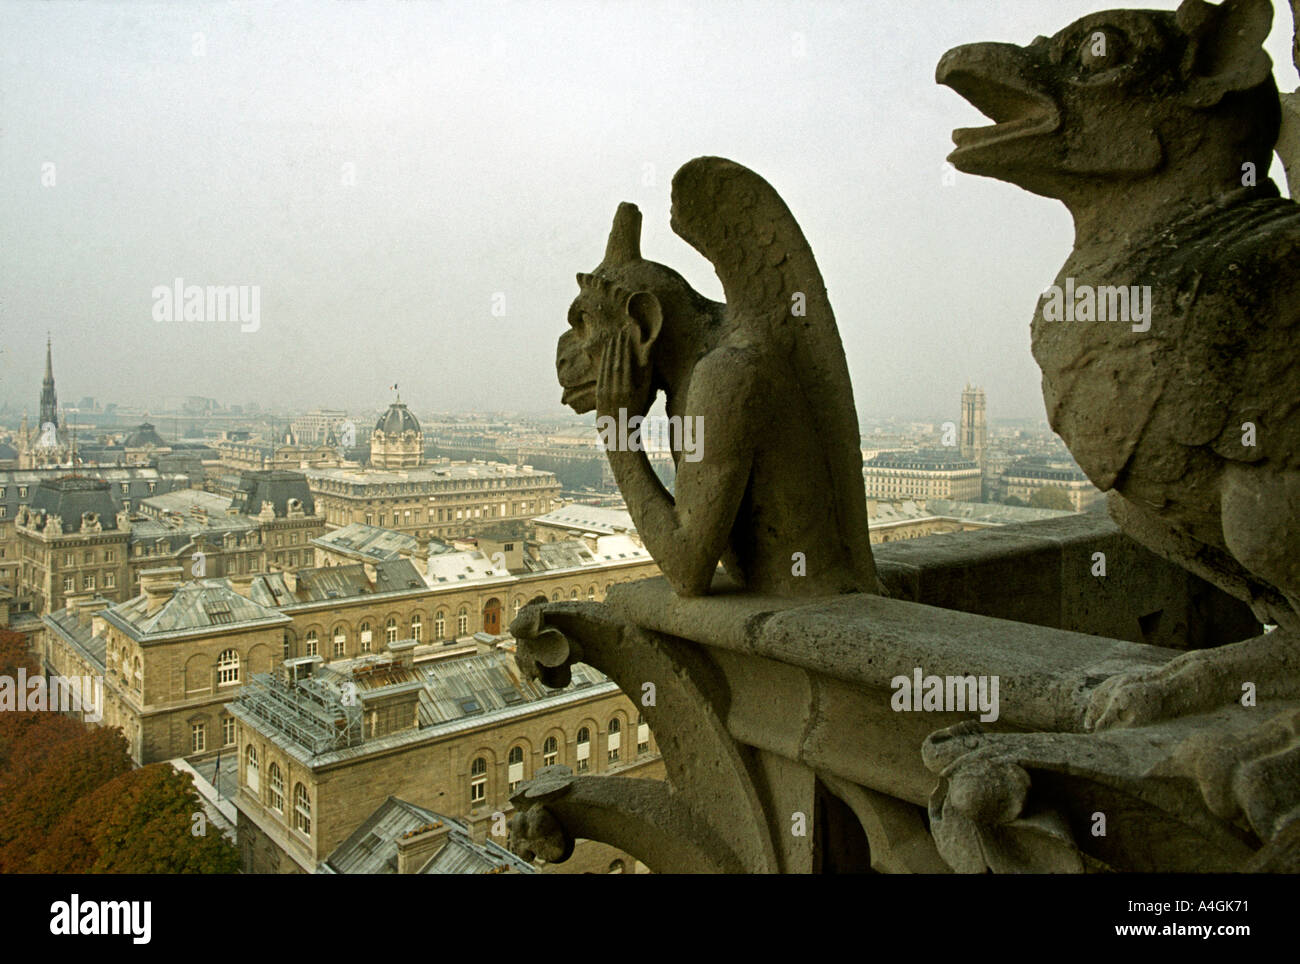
xmin=1 ymin=0 xmax=1294 ymax=941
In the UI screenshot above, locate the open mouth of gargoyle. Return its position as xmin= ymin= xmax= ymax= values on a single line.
xmin=938 ymin=63 xmax=1059 ymax=151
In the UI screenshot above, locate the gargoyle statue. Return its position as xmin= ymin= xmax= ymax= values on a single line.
xmin=938 ymin=0 xmax=1300 ymax=726
xmin=556 ymin=157 xmax=881 ymax=598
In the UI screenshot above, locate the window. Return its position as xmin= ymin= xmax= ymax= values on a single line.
xmin=457 ymin=608 xmax=468 ymax=635
xmin=608 ymin=718 xmax=621 ymax=762
xmin=268 ymin=763 xmax=284 ymax=813
xmin=84 ymin=550 xmax=93 ymax=564
xmin=385 ymin=617 xmax=397 ymax=645
xmin=246 ymin=745 xmax=259 ymax=792
xmin=104 ymin=571 xmax=115 ymax=588
xmin=551 ymin=591 xmax=560 ymax=602
xmin=294 ymin=783 xmax=311 ymax=834
xmin=191 ymin=722 xmax=206 ymax=753
xmin=132 ymin=656 xmax=142 ymax=692
xmin=223 ymin=717 xmax=236 ymax=746
xmin=305 ymin=630 xmax=318 ymax=657
xmin=576 ymin=727 xmax=591 ymax=773
xmin=217 ymin=649 xmax=240 ymax=686
xmin=508 ymin=745 xmax=524 ymax=792
xmin=333 ymin=629 xmax=346 ymax=658
xmin=63 ymin=576 xmax=74 ymax=593
xmin=470 ymin=756 xmax=487 ymax=804
xmin=282 ymin=632 xmax=292 ymax=660
xmin=587 ymin=585 xmax=596 ymax=601
xmin=82 ymin=574 xmax=95 ymax=591
xmin=543 ymin=736 xmax=558 ymax=767
xmin=512 ymin=598 xmax=522 ymax=618
xmin=434 ymin=612 xmax=445 ymax=640
xmin=64 ymin=551 xmax=74 ymax=567
xmin=410 ymin=614 xmax=422 ymax=642
xmin=359 ymin=622 xmax=372 ymax=653
xmin=104 ymin=549 xmax=115 ymax=562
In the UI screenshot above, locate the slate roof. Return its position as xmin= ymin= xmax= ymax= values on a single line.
xmin=532 ymin=504 xmax=635 ymax=535
xmin=425 ymin=550 xmax=514 ymax=587
xmin=249 ymin=559 xmax=426 ymax=607
xmin=319 ymin=797 xmax=534 ymax=875
xmin=1 ymin=467 xmax=188 ymax=521
xmin=229 ymin=470 xmax=315 ymax=517
xmin=26 ymin=477 xmax=120 ymax=532
xmin=311 ymin=523 xmax=418 ymax=562
xmin=124 ymin=422 xmax=167 ymax=448
xmin=374 ymin=401 xmax=421 ymax=436
xmin=865 ymin=449 xmax=979 ymax=471
xmin=104 ymin=579 xmax=289 ymax=640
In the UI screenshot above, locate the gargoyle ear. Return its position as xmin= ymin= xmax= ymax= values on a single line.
xmin=624 ymin=291 xmax=663 ymax=367
xmin=1176 ymin=0 xmax=1274 ymax=108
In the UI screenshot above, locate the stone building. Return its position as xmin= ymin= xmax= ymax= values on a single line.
xmin=229 ymin=645 xmax=661 ymax=873
xmin=0 ymin=466 xmax=189 ymax=603
xmin=303 ymin=461 xmax=562 ymax=541
xmin=997 ymin=457 xmax=1103 ymax=511
xmin=369 ymin=398 xmax=423 ymax=469
xmin=863 ymin=449 xmax=983 ymax=502
xmin=40 ymin=569 xmax=290 ymax=763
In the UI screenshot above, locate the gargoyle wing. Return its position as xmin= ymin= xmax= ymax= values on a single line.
xmin=669 ymin=156 xmax=881 ymax=593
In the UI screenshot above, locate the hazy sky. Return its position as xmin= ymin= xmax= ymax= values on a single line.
xmin=2 ymin=0 xmax=1296 ymax=422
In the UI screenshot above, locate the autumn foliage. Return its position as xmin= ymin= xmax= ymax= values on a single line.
xmin=0 ymin=628 xmax=238 ymax=873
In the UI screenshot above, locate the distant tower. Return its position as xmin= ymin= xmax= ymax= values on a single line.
xmin=39 ymin=337 xmax=59 ymax=432
xmin=960 ymin=382 xmax=987 ymax=470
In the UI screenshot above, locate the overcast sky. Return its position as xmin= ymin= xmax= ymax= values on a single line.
xmin=2 ymin=0 xmax=1295 ymax=422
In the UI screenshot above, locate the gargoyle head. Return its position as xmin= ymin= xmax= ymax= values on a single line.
xmin=557 ymin=202 xmax=709 ymax=414
xmin=937 ymin=0 xmax=1279 ymax=202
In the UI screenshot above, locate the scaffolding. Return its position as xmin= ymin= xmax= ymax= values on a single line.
xmin=234 ymin=672 xmax=363 ymax=755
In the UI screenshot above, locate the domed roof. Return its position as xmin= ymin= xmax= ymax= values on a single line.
xmin=375 ymin=400 xmax=421 ymax=436
xmin=125 ymin=422 xmax=166 ymax=448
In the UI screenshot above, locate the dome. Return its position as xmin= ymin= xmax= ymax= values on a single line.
xmin=124 ymin=422 xmax=166 ymax=448
xmin=375 ymin=401 xmax=421 ymax=436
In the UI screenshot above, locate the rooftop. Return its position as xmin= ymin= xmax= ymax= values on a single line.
xmin=311 ymin=522 xmax=420 ymax=562
xmin=320 ymin=797 xmax=534 ymax=874
xmin=533 ymin=504 xmax=635 ymax=535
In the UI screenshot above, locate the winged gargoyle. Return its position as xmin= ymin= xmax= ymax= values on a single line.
xmin=555 ymin=157 xmax=881 ymax=598
xmin=938 ymin=0 xmax=1300 ymax=727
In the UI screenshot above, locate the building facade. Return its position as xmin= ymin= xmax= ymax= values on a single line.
xmin=863 ymin=450 xmax=983 ymax=502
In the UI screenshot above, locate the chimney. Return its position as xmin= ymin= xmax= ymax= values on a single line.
xmin=228 ymin=574 xmax=254 ymax=599
xmin=395 ymin=820 xmax=450 ymax=874
xmin=139 ymin=566 xmax=182 ymax=614
xmin=282 ymin=570 xmax=297 ymax=594
xmin=75 ymin=596 xmax=109 ymax=629
xmin=362 ymin=562 xmax=377 ymax=585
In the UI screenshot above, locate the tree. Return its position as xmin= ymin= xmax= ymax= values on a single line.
xmin=33 ymin=764 xmax=239 ymax=874
xmin=1002 ymin=496 xmax=1028 ymax=507
xmin=1029 ymin=487 xmax=1075 ymax=511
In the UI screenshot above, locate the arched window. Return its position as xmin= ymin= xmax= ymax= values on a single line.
xmin=508 ymin=746 xmax=524 ymax=765
xmin=294 ymin=783 xmax=311 ymax=834
xmin=216 ymin=649 xmax=240 ymax=686
xmin=543 ymin=736 xmax=558 ymax=767
xmin=435 ymin=611 xmax=445 ymax=640
xmin=268 ymin=763 xmax=284 ymax=813
xmin=569 ymin=588 xmax=578 ymax=600
xmin=551 ymin=591 xmax=560 ymax=602
xmin=576 ymin=727 xmax=591 ymax=773
xmin=359 ymin=621 xmax=372 ymax=653
xmin=512 ymin=597 xmax=522 ymax=618
xmin=608 ymin=718 xmax=622 ymax=762
xmin=305 ymin=630 xmax=318 ymax=657
xmin=587 ymin=585 xmax=596 ymax=601
xmin=132 ymin=657 xmax=142 ymax=691
xmin=385 ymin=617 xmax=398 ymax=645
xmin=410 ymin=613 xmax=422 ymax=642
xmin=457 ymin=607 xmax=468 ymax=635
xmin=332 ymin=627 xmax=346 ymax=658
xmin=470 ymin=756 xmax=487 ymax=804
xmin=246 ymin=745 xmax=260 ymax=793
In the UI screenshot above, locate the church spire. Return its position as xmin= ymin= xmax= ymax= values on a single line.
xmin=39 ymin=335 xmax=59 ymax=431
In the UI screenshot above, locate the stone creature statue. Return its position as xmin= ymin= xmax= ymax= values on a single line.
xmin=555 ymin=157 xmax=881 ymax=598
xmin=938 ymin=0 xmax=1300 ymax=726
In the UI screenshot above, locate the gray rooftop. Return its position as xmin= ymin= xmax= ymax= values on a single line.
xmin=320 ymin=797 xmax=534 ymax=874
xmin=311 ymin=522 xmax=419 ymax=562
xmin=250 ymin=559 xmax=427 ymax=607
xmin=104 ymin=579 xmax=291 ymax=640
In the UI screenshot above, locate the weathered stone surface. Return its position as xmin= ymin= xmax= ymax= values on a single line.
xmin=555 ymin=158 xmax=879 ymax=598
xmin=939 ymin=0 xmax=1300 ymax=725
